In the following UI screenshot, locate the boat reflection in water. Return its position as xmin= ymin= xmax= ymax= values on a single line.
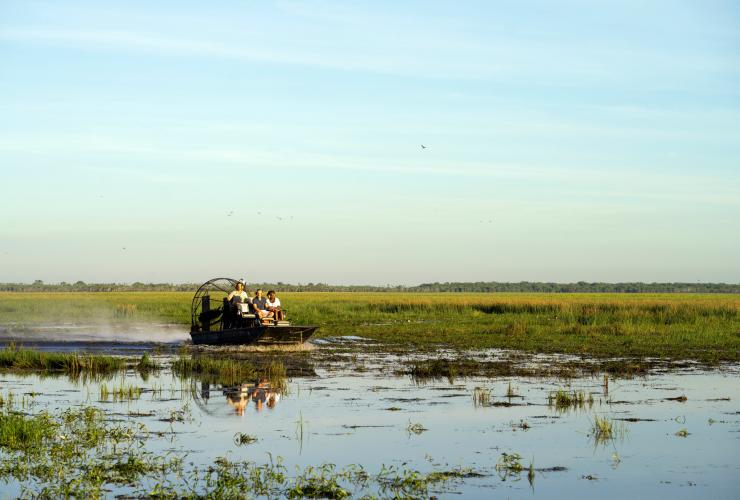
xmin=224 ymin=379 xmax=281 ymax=415
xmin=194 ymin=379 xmax=283 ymax=417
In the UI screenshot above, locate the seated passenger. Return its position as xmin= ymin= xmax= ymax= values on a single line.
xmin=266 ymin=290 xmax=284 ymax=321
xmin=251 ymin=289 xmax=274 ymax=321
xmin=227 ymin=280 xmax=248 ymax=304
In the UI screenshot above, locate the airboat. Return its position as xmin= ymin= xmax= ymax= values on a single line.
xmin=190 ymin=278 xmax=317 ymax=345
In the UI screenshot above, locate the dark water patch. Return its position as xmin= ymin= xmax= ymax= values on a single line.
xmin=536 ymin=466 xmax=568 ymax=472
xmin=664 ymin=395 xmax=688 ymax=402
xmin=614 ymin=417 xmax=657 ymax=422
xmin=342 ymin=424 xmax=394 ymax=429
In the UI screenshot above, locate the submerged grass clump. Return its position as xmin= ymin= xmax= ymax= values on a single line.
xmin=0 ymin=411 xmax=56 ymax=451
xmin=495 ymin=453 xmax=524 ymax=478
xmin=548 ymin=389 xmax=594 ymax=412
xmin=0 ymin=345 xmax=162 ymax=382
xmin=171 ymin=355 xmax=257 ymax=385
xmin=589 ymin=415 xmax=627 ymax=446
xmin=0 ymin=344 xmax=126 ymax=377
xmin=409 ymin=359 xmax=456 ymax=383
xmin=0 ymin=397 xmax=488 ymax=497
xmin=171 ymin=355 xmax=288 ymax=389
xmin=472 ymin=387 xmax=492 ymax=407
xmin=234 ymin=432 xmax=258 ymax=446
xmin=99 ymin=383 xmax=142 ymax=402
xmin=406 ymin=422 xmax=428 ymax=435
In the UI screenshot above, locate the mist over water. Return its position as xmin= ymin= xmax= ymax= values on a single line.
xmin=0 ymin=323 xmax=189 ymax=345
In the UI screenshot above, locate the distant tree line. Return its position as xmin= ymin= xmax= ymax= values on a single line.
xmin=0 ymin=280 xmax=737 ymax=293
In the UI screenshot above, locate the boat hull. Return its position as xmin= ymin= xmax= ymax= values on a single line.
xmin=190 ymin=325 xmax=317 ymax=346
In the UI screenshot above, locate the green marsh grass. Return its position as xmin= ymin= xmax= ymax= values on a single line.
xmin=0 ymin=344 xmax=126 ymax=377
xmin=548 ymin=389 xmax=594 ymax=412
xmin=171 ymin=355 xmax=257 ymax=385
xmin=1 ymin=396 xmax=487 ymax=498
xmin=1 ymin=291 xmax=738 ymax=361
xmin=234 ymin=432 xmax=258 ymax=446
xmin=0 ymin=411 xmax=55 ymax=452
xmin=589 ymin=415 xmax=626 ymax=446
xmin=495 ymin=452 xmax=524 ymax=478
xmin=0 ymin=346 xmax=161 ymax=382
xmin=472 ymin=387 xmax=492 ymax=407
xmin=171 ymin=355 xmax=288 ymax=390
xmin=99 ymin=383 xmax=142 ymax=402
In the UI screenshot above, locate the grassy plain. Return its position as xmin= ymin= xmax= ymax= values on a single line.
xmin=0 ymin=291 xmax=738 ymax=362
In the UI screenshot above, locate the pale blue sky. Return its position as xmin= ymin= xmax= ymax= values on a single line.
xmin=1 ymin=1 xmax=738 ymax=284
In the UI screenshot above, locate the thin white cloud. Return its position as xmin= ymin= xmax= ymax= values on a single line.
xmin=2 ymin=25 xmax=733 ymax=87
xmin=1 ymin=134 xmax=737 ymax=207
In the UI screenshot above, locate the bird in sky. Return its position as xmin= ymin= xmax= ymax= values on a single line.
xmin=122 ymin=247 xmax=127 ymax=251
xmin=421 ymin=144 xmax=427 ymax=149
xmin=227 ymin=210 xmax=234 ymax=217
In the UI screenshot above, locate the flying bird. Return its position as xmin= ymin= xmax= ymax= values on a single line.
xmin=420 ymin=144 xmax=427 ymax=149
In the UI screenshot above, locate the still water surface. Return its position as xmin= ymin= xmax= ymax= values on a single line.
xmin=0 ymin=343 xmax=738 ymax=499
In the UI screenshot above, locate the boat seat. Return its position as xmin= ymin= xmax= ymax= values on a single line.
xmin=236 ymin=303 xmax=256 ymax=318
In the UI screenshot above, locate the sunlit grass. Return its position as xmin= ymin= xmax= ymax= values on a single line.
xmin=0 ymin=344 xmax=126 ymax=377
xmin=548 ymin=389 xmax=594 ymax=412
xmin=1 ymin=291 xmax=737 ymax=361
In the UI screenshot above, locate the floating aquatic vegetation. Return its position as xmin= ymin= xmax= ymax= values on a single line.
xmin=406 ymin=422 xmax=428 ymax=435
xmin=512 ymin=420 xmax=530 ymax=430
xmin=0 ymin=404 xmax=180 ymax=497
xmin=495 ymin=452 xmax=524 ymax=479
xmin=234 ymin=432 xmax=258 ymax=446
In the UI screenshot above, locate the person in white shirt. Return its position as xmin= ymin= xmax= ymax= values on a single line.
xmin=266 ymin=290 xmax=284 ymax=321
xmin=227 ymin=281 xmax=249 ymax=304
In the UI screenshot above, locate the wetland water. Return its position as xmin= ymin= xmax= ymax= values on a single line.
xmin=0 ymin=337 xmax=738 ymax=498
